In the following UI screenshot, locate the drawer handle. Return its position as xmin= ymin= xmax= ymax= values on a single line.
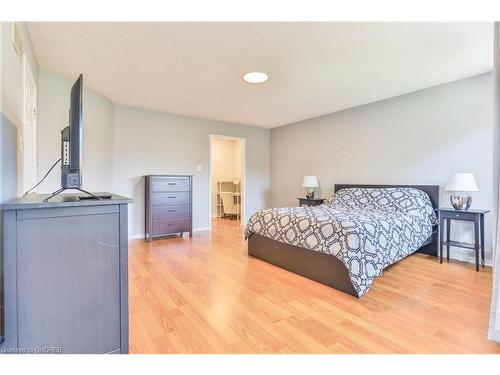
xmin=168 ymin=210 xmax=176 ymax=213
xmin=168 ymin=196 xmax=176 ymax=199
xmin=168 ymin=182 xmax=176 ymax=185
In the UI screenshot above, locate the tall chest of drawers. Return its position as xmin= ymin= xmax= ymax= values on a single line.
xmin=145 ymin=175 xmax=193 ymax=241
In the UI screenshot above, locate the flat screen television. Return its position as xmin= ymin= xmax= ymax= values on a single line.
xmin=61 ymin=73 xmax=83 ymax=189
xmin=43 ymin=74 xmax=102 ymax=201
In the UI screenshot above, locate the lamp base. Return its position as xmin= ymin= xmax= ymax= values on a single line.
xmin=450 ymin=193 xmax=472 ymax=211
xmin=304 ymin=188 xmax=315 ymax=200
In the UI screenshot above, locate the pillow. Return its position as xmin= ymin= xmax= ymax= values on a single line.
xmin=329 ymin=187 xmax=438 ymax=225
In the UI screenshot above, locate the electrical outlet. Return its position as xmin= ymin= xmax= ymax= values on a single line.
xmin=196 ymin=165 xmax=203 ymax=171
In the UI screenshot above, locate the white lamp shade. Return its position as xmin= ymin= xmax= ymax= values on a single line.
xmin=302 ymin=176 xmax=319 ymax=188
xmin=445 ymin=173 xmax=479 ymax=192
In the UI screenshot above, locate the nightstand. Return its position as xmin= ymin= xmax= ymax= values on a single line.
xmin=298 ymin=198 xmax=325 ymax=207
xmin=438 ymin=208 xmax=489 ymax=271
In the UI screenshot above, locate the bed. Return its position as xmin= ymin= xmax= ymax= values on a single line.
xmin=245 ymin=184 xmax=439 ymax=297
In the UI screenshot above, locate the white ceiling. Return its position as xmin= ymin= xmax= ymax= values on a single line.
xmin=27 ymin=22 xmax=493 ymax=128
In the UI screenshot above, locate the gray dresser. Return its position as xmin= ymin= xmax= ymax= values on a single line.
xmin=0 ymin=193 xmax=132 ymax=354
xmin=145 ymin=175 xmax=193 ymax=241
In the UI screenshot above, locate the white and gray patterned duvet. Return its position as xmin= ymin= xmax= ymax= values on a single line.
xmin=245 ymin=188 xmax=438 ymax=297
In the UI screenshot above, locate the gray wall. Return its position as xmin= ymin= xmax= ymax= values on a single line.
xmin=271 ymin=73 xmax=493 ymax=264
xmin=36 ymin=69 xmax=114 ymax=193
xmin=36 ymin=70 xmax=271 ymax=238
xmin=112 ymin=104 xmax=270 ymax=236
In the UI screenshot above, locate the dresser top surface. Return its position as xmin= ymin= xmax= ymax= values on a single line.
xmin=1 ymin=193 xmax=133 ymax=210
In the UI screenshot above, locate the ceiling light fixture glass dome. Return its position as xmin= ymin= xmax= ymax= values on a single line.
xmin=242 ymin=71 xmax=269 ymax=84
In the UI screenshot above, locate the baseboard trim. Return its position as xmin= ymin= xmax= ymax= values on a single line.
xmin=445 ymin=246 xmax=493 ymax=267
xmin=194 ymin=226 xmax=211 ymax=232
xmin=129 ymin=230 xmax=491 ymax=266
xmin=129 ymin=226 xmax=211 ymax=240
xmin=129 ymin=234 xmax=145 ymax=240
xmin=488 ymin=328 xmax=500 ymax=343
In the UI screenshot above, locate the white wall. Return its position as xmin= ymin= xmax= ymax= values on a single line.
xmin=36 ymin=69 xmax=114 ymax=193
xmin=1 ymin=22 xmax=38 ymax=199
xmin=112 ymin=104 xmax=270 ymax=237
xmin=271 ymin=73 xmax=493 ymax=264
xmin=1 ymin=22 xmax=38 ymax=128
xmin=234 ymin=140 xmax=242 ymax=180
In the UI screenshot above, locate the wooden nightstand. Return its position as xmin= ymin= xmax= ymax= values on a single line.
xmin=438 ymin=208 xmax=489 ymax=271
xmin=298 ymin=198 xmax=325 ymax=207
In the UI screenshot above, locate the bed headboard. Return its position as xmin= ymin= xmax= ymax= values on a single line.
xmin=333 ymin=184 xmax=440 ymax=211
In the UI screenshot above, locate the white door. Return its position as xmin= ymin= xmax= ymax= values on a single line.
xmin=22 ymin=54 xmax=38 ymax=193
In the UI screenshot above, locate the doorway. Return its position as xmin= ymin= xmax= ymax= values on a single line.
xmin=209 ymin=135 xmax=245 ymax=224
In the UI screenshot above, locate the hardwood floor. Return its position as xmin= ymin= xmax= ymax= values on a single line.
xmin=129 ymin=218 xmax=500 ymax=354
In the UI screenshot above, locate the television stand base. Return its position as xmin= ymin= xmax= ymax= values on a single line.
xmin=43 ymin=187 xmax=100 ymax=202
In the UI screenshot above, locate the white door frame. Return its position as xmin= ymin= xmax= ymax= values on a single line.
xmin=21 ymin=53 xmax=38 ymax=194
xmin=209 ymin=134 xmax=246 ymax=228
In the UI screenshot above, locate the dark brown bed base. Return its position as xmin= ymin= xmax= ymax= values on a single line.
xmin=247 ymin=184 xmax=440 ymax=298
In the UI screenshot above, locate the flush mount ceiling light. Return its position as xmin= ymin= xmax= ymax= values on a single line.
xmin=242 ymin=71 xmax=269 ymax=84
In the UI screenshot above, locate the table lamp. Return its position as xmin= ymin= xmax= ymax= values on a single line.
xmin=445 ymin=173 xmax=479 ymax=211
xmin=302 ymin=176 xmax=319 ymax=199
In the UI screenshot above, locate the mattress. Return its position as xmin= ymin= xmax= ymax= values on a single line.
xmin=245 ymin=187 xmax=438 ymax=296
